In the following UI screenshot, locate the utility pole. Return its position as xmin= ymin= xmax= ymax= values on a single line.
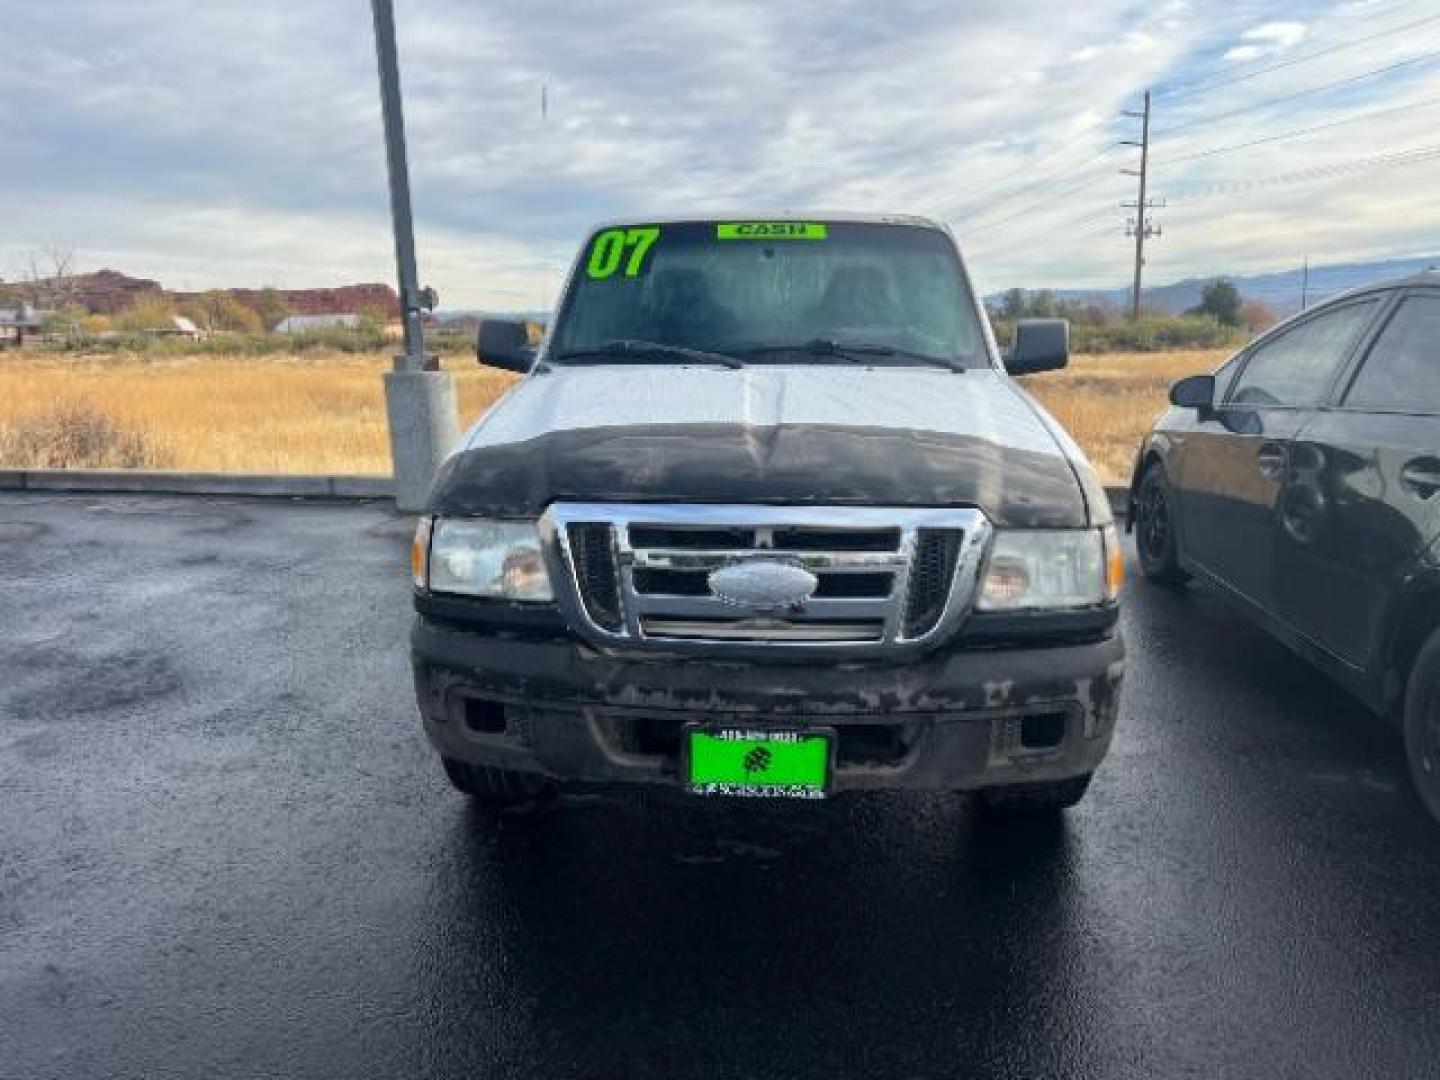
xmin=370 ymin=0 xmax=458 ymax=512
xmin=1301 ymin=256 xmax=1310 ymax=310
xmin=1121 ymin=90 xmax=1162 ymax=322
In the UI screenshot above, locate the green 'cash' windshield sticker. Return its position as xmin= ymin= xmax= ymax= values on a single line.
xmin=717 ymin=222 xmax=828 ymax=241
xmin=586 ymin=226 xmax=661 ymax=279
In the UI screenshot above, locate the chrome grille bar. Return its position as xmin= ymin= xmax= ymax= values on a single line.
xmin=539 ymin=504 xmax=992 ymax=655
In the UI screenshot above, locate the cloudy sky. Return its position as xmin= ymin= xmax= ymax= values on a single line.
xmin=4 ymin=0 xmax=1439 ymax=308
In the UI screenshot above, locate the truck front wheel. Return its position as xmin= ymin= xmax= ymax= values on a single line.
xmin=979 ymin=774 xmax=1092 ymax=812
xmin=441 ymin=757 xmax=555 ymax=805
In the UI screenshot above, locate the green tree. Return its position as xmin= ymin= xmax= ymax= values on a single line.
xmin=251 ymin=286 xmax=290 ymax=331
xmin=112 ymin=294 xmax=178 ymax=331
xmin=1027 ymin=289 xmax=1058 ymax=318
xmin=1193 ymin=279 xmax=1243 ymax=327
xmin=1000 ymin=288 xmax=1027 ymax=321
xmin=181 ymin=291 xmax=263 ymax=333
xmin=356 ymin=304 xmax=390 ymax=337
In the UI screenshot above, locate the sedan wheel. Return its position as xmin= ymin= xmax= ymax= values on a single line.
xmin=1135 ymin=465 xmax=1189 ymax=586
xmin=1405 ymin=630 xmax=1440 ymax=824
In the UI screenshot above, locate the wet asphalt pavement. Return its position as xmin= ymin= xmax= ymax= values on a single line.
xmin=2 ymin=493 xmax=1438 ymax=1080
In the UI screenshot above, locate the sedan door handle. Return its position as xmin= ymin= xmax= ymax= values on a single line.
xmin=1257 ymin=442 xmax=1287 ymax=479
xmin=1400 ymin=458 xmax=1440 ymax=499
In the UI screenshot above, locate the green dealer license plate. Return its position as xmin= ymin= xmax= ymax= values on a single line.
xmin=685 ymin=726 xmax=834 ymax=799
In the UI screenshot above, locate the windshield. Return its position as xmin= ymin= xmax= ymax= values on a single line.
xmin=548 ymin=220 xmax=986 ymax=366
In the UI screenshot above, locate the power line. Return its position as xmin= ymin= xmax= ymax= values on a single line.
xmin=1151 ymin=94 xmax=1440 ymax=167
xmin=950 ymin=146 xmax=1117 ymax=227
xmin=948 ymin=116 xmax=1116 ymax=209
xmin=965 ymin=206 xmax=1119 ymax=251
xmin=959 ymin=167 xmax=1123 ymax=237
xmin=970 ymin=143 xmax=1440 ymax=277
xmin=1164 ymin=142 xmax=1440 ymax=201
xmin=1153 ymin=48 xmax=1440 ymax=138
xmin=955 ymin=8 xmax=1437 ymax=215
xmin=1156 ymin=9 xmax=1440 ymax=102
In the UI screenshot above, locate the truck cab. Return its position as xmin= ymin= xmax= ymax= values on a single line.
xmin=410 ymin=213 xmax=1124 ymax=811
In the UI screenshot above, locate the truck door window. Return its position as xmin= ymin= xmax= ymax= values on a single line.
xmin=1343 ymin=294 xmax=1440 ymax=414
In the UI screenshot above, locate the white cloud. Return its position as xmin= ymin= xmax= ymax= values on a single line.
xmin=1224 ymin=20 xmax=1308 ymax=62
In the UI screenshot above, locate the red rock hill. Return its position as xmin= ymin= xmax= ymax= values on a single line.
xmin=44 ymin=269 xmax=400 ymax=319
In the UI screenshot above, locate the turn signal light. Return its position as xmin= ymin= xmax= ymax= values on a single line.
xmin=412 ymin=517 xmax=433 ymax=589
xmin=1104 ymin=526 xmax=1125 ymax=599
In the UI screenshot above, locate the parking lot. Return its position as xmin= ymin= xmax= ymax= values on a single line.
xmin=2 ymin=493 xmax=1438 ymax=1080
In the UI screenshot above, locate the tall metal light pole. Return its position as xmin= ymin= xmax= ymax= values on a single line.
xmin=371 ymin=0 xmax=458 ymax=512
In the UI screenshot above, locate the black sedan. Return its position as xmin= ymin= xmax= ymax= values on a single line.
xmin=1128 ymin=272 xmax=1440 ymax=821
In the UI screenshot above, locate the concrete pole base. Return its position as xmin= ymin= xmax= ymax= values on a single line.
xmin=384 ymin=366 xmax=460 ymax=513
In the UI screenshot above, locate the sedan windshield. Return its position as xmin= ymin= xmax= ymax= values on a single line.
xmin=549 ymin=220 xmax=986 ymax=367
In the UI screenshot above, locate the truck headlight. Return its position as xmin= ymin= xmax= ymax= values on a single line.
xmin=416 ymin=517 xmax=554 ymax=602
xmin=978 ymin=527 xmax=1122 ymax=611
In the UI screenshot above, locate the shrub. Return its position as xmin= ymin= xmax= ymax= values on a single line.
xmin=37 ymin=323 xmax=475 ymax=358
xmin=179 ymin=291 xmax=265 ymax=333
xmin=992 ymin=314 xmax=1248 ymax=354
xmin=0 ymin=401 xmax=172 ymax=469
xmin=112 ymin=295 xmax=179 ymax=332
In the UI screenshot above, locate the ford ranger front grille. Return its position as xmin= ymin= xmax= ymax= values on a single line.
xmin=539 ymin=504 xmax=992 ymax=655
xmin=566 ymin=521 xmax=623 ymax=632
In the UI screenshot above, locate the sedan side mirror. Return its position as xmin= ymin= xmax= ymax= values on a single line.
xmin=476 ymin=318 xmax=534 ymax=372
xmin=1005 ymin=318 xmax=1069 ymax=375
xmin=1169 ymin=374 xmax=1216 ymax=411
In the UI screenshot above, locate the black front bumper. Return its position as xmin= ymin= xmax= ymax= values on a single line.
xmin=411 ymin=618 xmax=1124 ymax=793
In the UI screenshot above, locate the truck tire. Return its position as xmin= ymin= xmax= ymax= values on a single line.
xmin=1134 ymin=463 xmax=1190 ymax=586
xmin=979 ymin=774 xmax=1092 ymax=812
xmin=1403 ymin=629 xmax=1440 ymax=824
xmin=441 ymin=757 xmax=555 ymax=805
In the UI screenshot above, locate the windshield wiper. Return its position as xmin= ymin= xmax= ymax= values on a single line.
xmin=740 ymin=339 xmax=964 ymax=371
xmin=551 ymin=339 xmax=744 ymax=369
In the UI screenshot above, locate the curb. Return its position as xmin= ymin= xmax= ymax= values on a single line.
xmin=1 ymin=469 xmax=1130 ymax=517
xmin=0 ymin=469 xmax=393 ymax=500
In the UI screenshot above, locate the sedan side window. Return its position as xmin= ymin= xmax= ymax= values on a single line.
xmin=1227 ymin=300 xmax=1379 ymax=408
xmin=1344 ymin=294 xmax=1440 ymax=414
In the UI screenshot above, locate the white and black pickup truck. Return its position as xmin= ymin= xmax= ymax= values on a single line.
xmin=409 ymin=213 xmax=1125 ymax=811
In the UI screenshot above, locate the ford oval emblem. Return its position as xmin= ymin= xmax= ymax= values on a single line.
xmin=707 ymin=561 xmax=818 ymax=614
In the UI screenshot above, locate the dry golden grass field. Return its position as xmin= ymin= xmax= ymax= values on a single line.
xmin=1021 ymin=348 xmax=1229 ymax=481
xmin=0 ymin=347 xmax=1231 ymax=483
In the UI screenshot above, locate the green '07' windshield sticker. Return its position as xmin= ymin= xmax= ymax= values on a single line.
xmin=586 ymin=226 xmax=661 ymax=279
xmin=717 ymin=221 xmax=828 ymax=240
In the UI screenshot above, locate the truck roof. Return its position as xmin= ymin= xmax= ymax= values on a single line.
xmin=588 ymin=210 xmax=949 ymax=232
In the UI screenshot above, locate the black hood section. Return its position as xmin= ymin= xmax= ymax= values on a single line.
xmin=428 ymin=423 xmax=1089 ymax=528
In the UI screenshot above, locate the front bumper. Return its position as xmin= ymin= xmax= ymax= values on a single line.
xmin=411 ymin=619 xmax=1124 ymax=793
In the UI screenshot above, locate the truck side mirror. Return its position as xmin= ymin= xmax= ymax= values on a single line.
xmin=1005 ymin=318 xmax=1069 ymax=375
xmin=1169 ymin=374 xmax=1216 ymax=411
xmin=476 ymin=319 xmax=534 ymax=372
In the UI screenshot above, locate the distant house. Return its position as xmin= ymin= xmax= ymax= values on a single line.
xmin=0 ymin=303 xmax=57 ymax=346
xmin=129 ymin=315 xmax=201 ymax=339
xmin=275 ymin=313 xmax=361 ymax=334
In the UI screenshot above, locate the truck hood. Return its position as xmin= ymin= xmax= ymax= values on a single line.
xmin=428 ymin=365 xmax=1095 ymax=527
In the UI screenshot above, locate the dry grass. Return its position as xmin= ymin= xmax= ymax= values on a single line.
xmin=0 ymin=400 xmax=174 ymax=469
xmin=0 ymin=351 xmax=516 ymax=475
xmin=0 ymin=347 xmax=1231 ymax=482
xmin=1022 ymin=348 xmax=1229 ymax=481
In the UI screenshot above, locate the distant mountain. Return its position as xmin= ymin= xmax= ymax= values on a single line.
xmin=7 ymin=268 xmax=401 ymax=318
xmin=995 ymin=253 xmax=1440 ymax=317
